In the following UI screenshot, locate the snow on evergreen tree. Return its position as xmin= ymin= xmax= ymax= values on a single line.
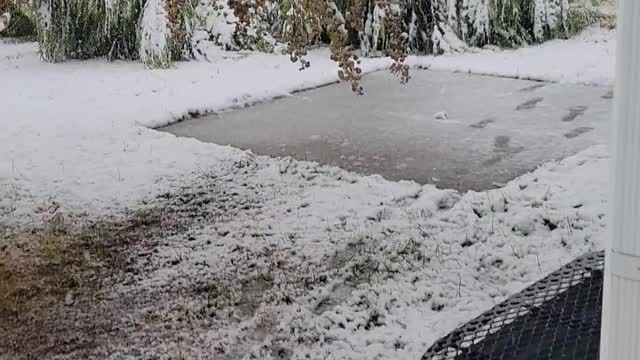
xmin=533 ymin=0 xmax=547 ymax=41
xmin=27 ymin=0 xmax=605 ymax=66
xmin=139 ymin=0 xmax=173 ymax=68
xmin=0 ymin=0 xmax=34 ymax=37
xmin=356 ymin=0 xmax=574 ymax=56
xmin=467 ymin=0 xmax=490 ymax=45
xmin=106 ymin=0 xmax=145 ymax=60
xmin=532 ymin=0 xmax=570 ymax=41
xmin=361 ymin=1 xmax=401 ymax=57
xmin=186 ymin=0 xmax=277 ymax=60
xmin=191 ymin=0 xmax=238 ymax=59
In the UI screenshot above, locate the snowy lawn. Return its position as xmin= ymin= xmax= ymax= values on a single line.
xmin=409 ymin=27 xmax=615 ymax=85
xmin=0 ymin=28 xmax=614 ymax=359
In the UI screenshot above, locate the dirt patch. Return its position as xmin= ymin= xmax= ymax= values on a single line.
xmin=0 ymin=156 xmax=330 ymax=359
xmin=0 ymin=159 xmax=264 ymax=359
xmin=0 ymin=203 xmax=179 ymax=359
xmin=0 ymin=156 xmax=432 ymax=359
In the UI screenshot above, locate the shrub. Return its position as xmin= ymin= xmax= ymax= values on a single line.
xmin=139 ymin=0 xmax=173 ymax=68
xmin=28 ymin=0 xmax=610 ymax=81
xmin=0 ymin=0 xmax=36 ymax=38
xmin=32 ymin=0 xmax=111 ymax=62
xmin=566 ymin=0 xmax=615 ymax=35
xmin=0 ymin=0 xmax=10 ymax=13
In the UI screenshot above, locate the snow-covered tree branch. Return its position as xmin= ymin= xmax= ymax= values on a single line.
xmin=24 ymin=0 xmax=611 ymax=75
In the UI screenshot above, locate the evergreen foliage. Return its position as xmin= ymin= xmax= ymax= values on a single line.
xmin=0 ymin=0 xmax=35 ymax=38
xmin=27 ymin=0 xmax=612 ymax=75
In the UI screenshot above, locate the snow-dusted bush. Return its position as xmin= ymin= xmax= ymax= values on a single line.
xmin=1 ymin=11 xmax=35 ymax=37
xmin=31 ymin=0 xmax=609 ymax=66
xmin=0 ymin=0 xmax=34 ymax=37
xmin=489 ymin=0 xmax=534 ymax=47
xmin=31 ymin=0 xmax=275 ymax=63
xmin=139 ymin=0 xmax=173 ymax=67
xmin=268 ymin=0 xmax=581 ymax=58
xmin=355 ymin=0 xmax=574 ymax=55
xmin=565 ymin=0 xmax=615 ymax=35
xmin=106 ymin=0 xmax=145 ymax=60
xmin=181 ymin=0 xmax=277 ymax=60
xmin=0 ymin=0 xmax=10 ymax=14
xmin=32 ymin=0 xmax=143 ymax=62
xmin=32 ymin=0 xmax=105 ymax=61
xmin=29 ymin=0 xmax=159 ymax=63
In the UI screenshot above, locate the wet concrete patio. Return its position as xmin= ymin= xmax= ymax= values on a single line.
xmin=161 ymin=70 xmax=612 ymax=191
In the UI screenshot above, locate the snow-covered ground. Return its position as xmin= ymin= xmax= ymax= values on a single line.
xmin=409 ymin=27 xmax=615 ymax=85
xmin=0 ymin=27 xmax=615 ymax=223
xmin=0 ymin=28 xmax=614 ymax=359
xmin=110 ymin=144 xmax=607 ymax=360
xmin=0 ymin=44 xmax=388 ymax=223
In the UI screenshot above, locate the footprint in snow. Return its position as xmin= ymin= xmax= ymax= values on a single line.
xmin=562 ymin=105 xmax=588 ymax=122
xmin=519 ymin=83 xmax=546 ymax=93
xmin=565 ymin=127 xmax=594 ymax=139
xmin=470 ymin=118 xmax=495 ymax=129
xmin=484 ymin=135 xmax=525 ymax=166
xmin=516 ymin=97 xmax=544 ymax=111
xmin=482 ymin=155 xmax=504 ymax=167
xmin=494 ymin=135 xmax=511 ymax=149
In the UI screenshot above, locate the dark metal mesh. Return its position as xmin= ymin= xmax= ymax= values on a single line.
xmin=423 ymin=251 xmax=605 ymax=360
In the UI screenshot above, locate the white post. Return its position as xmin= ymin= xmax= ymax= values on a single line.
xmin=600 ymin=0 xmax=640 ymax=358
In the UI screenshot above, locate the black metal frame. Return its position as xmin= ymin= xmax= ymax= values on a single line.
xmin=423 ymin=251 xmax=605 ymax=360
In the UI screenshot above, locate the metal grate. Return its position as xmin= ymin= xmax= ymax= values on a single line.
xmin=423 ymin=251 xmax=605 ymax=360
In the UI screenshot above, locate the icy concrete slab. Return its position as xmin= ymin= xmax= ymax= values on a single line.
xmin=161 ymin=70 xmax=612 ymax=191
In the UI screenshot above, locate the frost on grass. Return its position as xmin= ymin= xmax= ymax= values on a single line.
xmin=5 ymin=145 xmax=606 ymax=359
xmin=0 ymin=206 xmax=170 ymax=359
xmin=0 ymin=157 xmax=261 ymax=359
